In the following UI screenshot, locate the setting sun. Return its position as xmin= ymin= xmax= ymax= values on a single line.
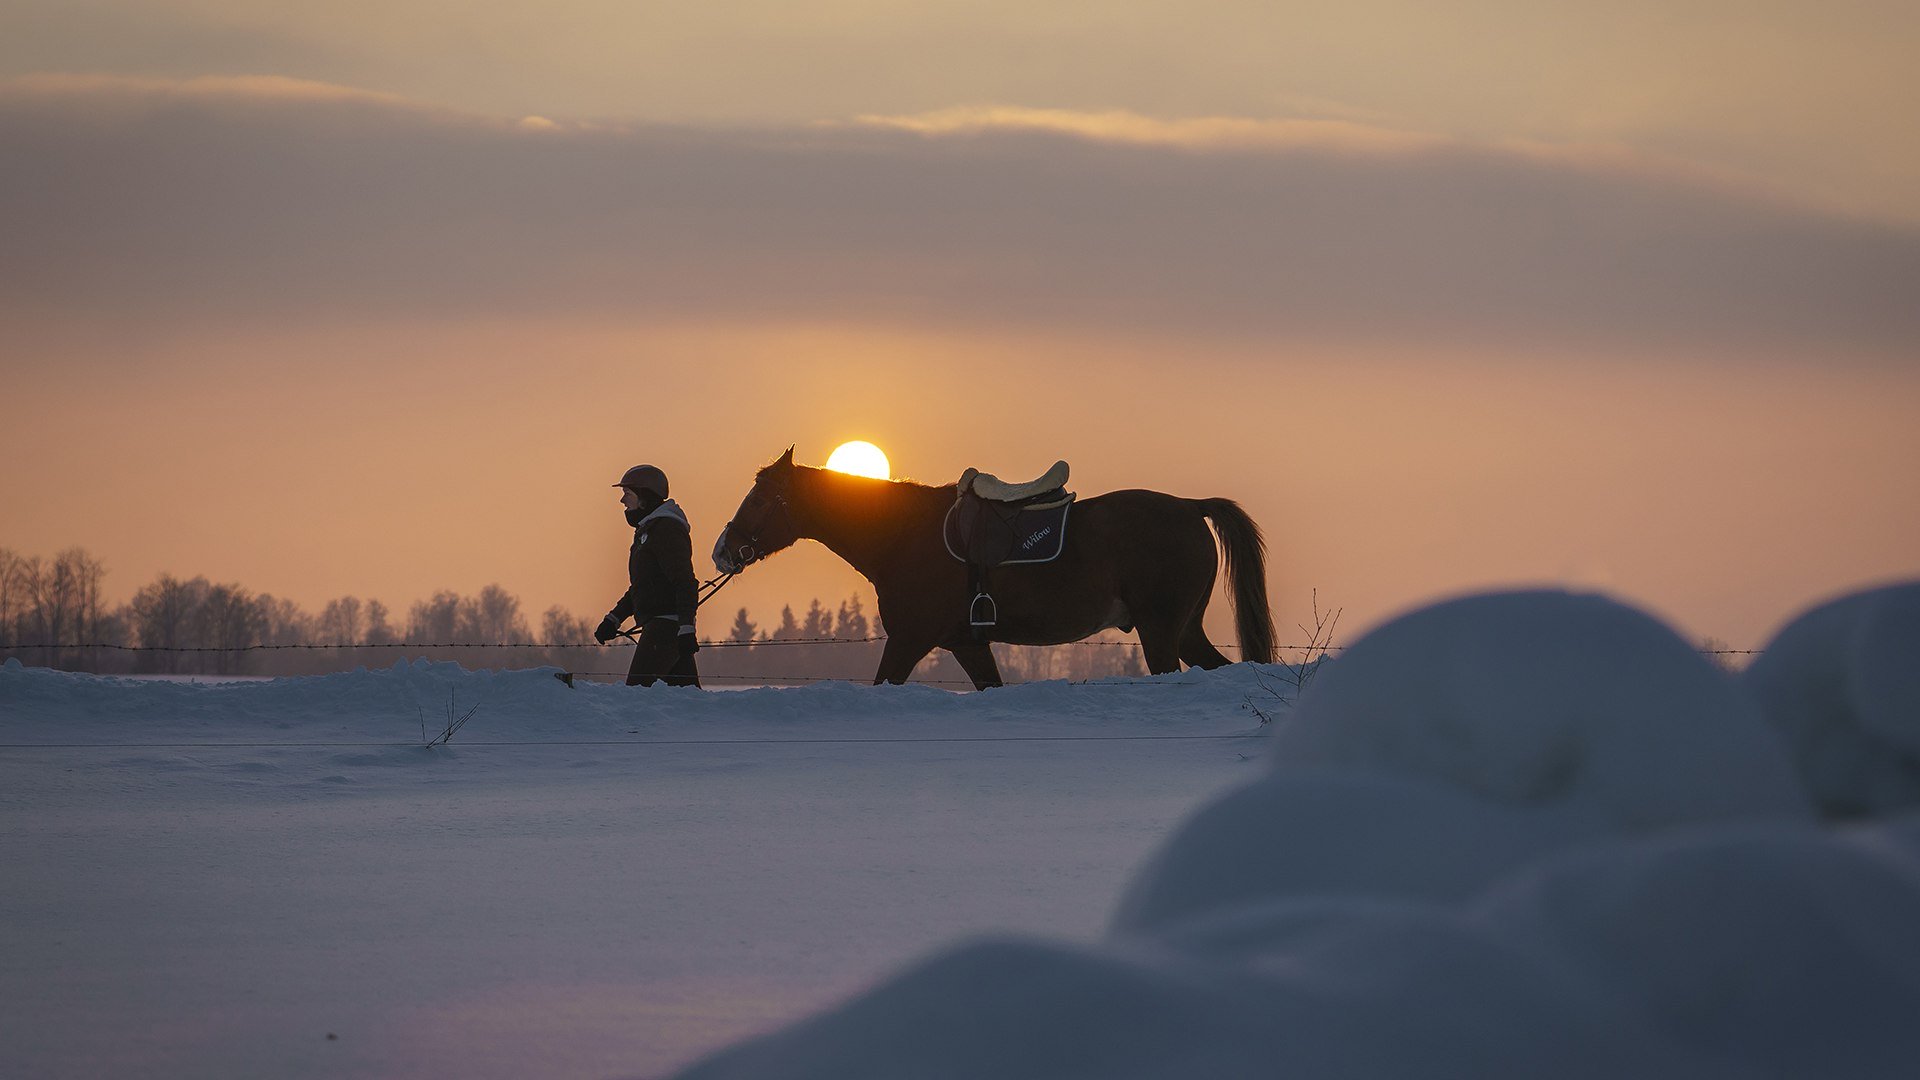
xmin=824 ymin=440 xmax=891 ymax=479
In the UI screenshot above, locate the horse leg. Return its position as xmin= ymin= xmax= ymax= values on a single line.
xmin=1135 ymin=616 xmax=1186 ymax=675
xmin=1179 ymin=616 xmax=1233 ymax=670
xmin=874 ymin=633 xmax=934 ymax=685
xmin=949 ymin=643 xmax=1005 ymax=691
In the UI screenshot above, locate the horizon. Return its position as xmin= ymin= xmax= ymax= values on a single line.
xmin=6 ymin=353 xmax=1918 ymax=651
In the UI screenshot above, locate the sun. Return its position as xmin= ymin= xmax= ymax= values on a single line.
xmin=825 ymin=440 xmax=891 ymax=480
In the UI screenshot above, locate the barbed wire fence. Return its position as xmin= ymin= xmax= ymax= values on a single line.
xmin=0 ymin=632 xmax=1765 ymax=688
xmin=0 ymin=634 xmax=1195 ymax=688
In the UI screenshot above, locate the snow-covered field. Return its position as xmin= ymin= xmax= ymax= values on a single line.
xmin=1 ymin=658 xmax=1266 ymax=1078
xmin=6 ymin=583 xmax=1920 ymax=1079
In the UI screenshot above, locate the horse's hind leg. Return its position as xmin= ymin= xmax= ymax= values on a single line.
xmin=949 ymin=643 xmax=1005 ymax=691
xmin=1179 ymin=616 xmax=1233 ymax=670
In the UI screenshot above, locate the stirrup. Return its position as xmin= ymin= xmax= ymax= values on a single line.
xmin=969 ymin=592 xmax=998 ymax=628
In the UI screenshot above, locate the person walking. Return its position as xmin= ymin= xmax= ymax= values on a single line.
xmin=597 ymin=464 xmax=701 ymax=688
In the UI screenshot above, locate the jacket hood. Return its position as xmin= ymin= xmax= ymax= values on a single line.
xmin=634 ymin=499 xmax=689 ymax=531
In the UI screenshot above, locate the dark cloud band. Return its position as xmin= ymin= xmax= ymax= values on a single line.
xmin=3 ymin=78 xmax=1916 ymax=356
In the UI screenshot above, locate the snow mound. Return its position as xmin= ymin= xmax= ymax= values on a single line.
xmin=1115 ymin=590 xmax=1812 ymax=936
xmin=671 ymin=588 xmax=1920 ymax=1080
xmin=0 ymin=654 xmax=1276 ymax=745
xmin=1479 ymin=821 xmax=1920 ymax=1077
xmin=1265 ymin=589 xmax=1808 ymax=831
xmin=1108 ymin=767 xmax=1593 ymax=935
xmin=1742 ymin=581 xmax=1920 ymax=819
xmin=670 ymin=927 xmax=1683 ymax=1080
xmin=680 ymin=814 xmax=1920 ymax=1079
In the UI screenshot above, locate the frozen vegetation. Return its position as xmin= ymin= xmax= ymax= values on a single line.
xmin=4 ymin=584 xmax=1919 ymax=1078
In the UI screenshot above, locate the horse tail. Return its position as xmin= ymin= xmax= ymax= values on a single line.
xmin=1198 ymin=499 xmax=1275 ymax=664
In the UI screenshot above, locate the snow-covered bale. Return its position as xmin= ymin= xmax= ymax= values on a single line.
xmin=1741 ymin=582 xmax=1920 ymax=819
xmin=1265 ymin=589 xmax=1808 ymax=830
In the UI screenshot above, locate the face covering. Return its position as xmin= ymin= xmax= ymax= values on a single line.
xmin=625 ymin=494 xmax=664 ymax=527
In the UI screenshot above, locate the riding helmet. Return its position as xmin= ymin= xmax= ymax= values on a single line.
xmin=614 ymin=464 xmax=669 ymax=499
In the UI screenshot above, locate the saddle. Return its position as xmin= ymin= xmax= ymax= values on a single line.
xmin=943 ymin=460 xmax=1075 ymax=635
xmin=962 ymin=460 xmax=1071 ymax=503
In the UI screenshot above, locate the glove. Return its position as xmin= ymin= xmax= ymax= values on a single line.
xmin=678 ymin=625 xmax=700 ymax=655
xmin=594 ymin=615 xmax=622 ymax=644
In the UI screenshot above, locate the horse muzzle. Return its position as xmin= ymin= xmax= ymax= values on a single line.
xmin=712 ymin=529 xmax=759 ymax=574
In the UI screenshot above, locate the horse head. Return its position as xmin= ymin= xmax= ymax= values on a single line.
xmin=712 ymin=446 xmax=802 ymax=573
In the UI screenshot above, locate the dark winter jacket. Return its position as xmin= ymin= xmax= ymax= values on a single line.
xmin=607 ymin=500 xmax=699 ymax=629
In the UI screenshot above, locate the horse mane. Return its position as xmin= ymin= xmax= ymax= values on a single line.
xmin=806 ymin=465 xmax=946 ymax=493
xmin=758 ymin=455 xmax=953 ymax=498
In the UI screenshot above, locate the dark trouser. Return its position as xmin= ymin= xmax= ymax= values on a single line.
xmin=625 ymin=617 xmax=701 ymax=688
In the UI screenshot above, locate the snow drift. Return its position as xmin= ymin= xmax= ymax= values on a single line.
xmin=674 ymin=586 xmax=1920 ymax=1080
xmin=1741 ymin=582 xmax=1920 ymax=819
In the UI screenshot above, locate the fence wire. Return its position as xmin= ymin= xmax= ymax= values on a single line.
xmin=1 ymin=636 xmax=1762 ymax=692
xmin=0 ymin=638 xmax=1763 ymax=655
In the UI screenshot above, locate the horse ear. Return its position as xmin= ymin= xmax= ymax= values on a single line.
xmin=778 ymin=445 xmax=795 ymax=467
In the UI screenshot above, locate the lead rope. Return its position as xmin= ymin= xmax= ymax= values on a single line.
xmin=696 ymin=571 xmax=737 ymax=609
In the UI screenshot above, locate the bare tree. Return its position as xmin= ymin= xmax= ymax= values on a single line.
xmin=317 ymin=596 xmax=365 ymax=646
xmin=0 ymin=547 xmax=25 ymax=652
xmin=408 ymin=591 xmax=461 ymax=644
xmin=457 ymin=584 xmax=528 ymax=645
xmin=541 ymin=606 xmax=592 ymax=646
xmin=199 ymin=583 xmax=264 ymax=674
xmin=12 ymin=554 xmax=47 ymax=664
xmin=256 ymin=594 xmax=312 ymax=648
xmin=64 ymin=548 xmax=109 ymax=669
xmin=131 ymin=574 xmax=202 ymax=673
xmin=16 ymin=548 xmax=108 ymax=669
xmin=365 ymin=600 xmax=396 ymax=645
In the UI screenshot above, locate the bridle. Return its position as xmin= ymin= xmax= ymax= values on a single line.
xmin=721 ymin=489 xmax=795 ymax=572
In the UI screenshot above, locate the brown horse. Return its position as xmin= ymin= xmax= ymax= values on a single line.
xmin=712 ymin=449 xmax=1276 ymax=690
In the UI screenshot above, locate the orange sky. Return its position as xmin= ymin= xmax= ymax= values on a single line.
xmin=4 ymin=10 xmax=1919 ymax=653
xmin=5 ymin=315 xmax=1915 ymax=651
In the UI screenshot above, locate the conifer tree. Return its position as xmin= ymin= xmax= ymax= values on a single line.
xmin=837 ymin=594 xmax=870 ymax=639
xmin=773 ymin=605 xmax=800 ymax=640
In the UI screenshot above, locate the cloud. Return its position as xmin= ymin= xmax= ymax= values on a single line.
xmin=7 ymin=72 xmax=408 ymax=106
xmin=848 ymin=105 xmax=1452 ymax=155
xmin=2 ymin=76 xmax=1916 ymax=358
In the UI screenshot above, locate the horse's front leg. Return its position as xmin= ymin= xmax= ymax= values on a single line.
xmin=949 ymin=642 xmax=1004 ymax=691
xmin=874 ymin=632 xmax=935 ymax=685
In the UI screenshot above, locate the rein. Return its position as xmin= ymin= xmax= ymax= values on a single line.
xmin=605 ymin=565 xmax=734 ymax=650
xmin=697 ymin=571 xmax=736 ymax=608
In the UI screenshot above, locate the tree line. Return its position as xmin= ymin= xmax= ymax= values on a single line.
xmin=0 ymin=545 xmax=583 ymax=675
xmin=716 ymin=596 xmax=1145 ymax=684
xmin=0 ymin=545 xmax=1146 ymax=683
